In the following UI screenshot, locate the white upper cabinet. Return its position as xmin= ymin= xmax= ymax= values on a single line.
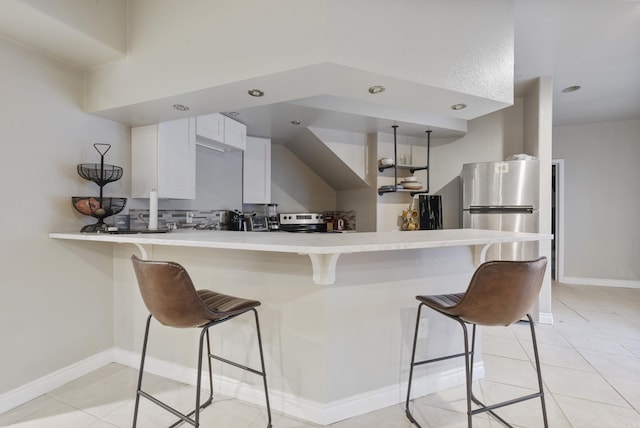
xmin=131 ymin=118 xmax=196 ymax=199
xmin=243 ymin=136 xmax=271 ymax=204
xmin=196 ymin=113 xmax=247 ymax=152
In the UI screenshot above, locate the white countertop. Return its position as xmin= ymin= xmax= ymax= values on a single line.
xmin=49 ymin=228 xmax=550 ymax=254
xmin=49 ymin=229 xmax=552 ymax=284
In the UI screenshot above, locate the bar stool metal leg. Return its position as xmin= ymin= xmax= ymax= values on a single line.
xmin=527 ymin=314 xmax=549 ymax=427
xmin=406 ymin=311 xmax=549 ymax=428
xmin=130 ymin=255 xmax=271 ymax=427
xmin=252 ymin=308 xmax=273 ymax=428
xmin=132 ymin=315 xmax=152 ymax=428
xmin=405 ymin=304 xmax=424 ymax=427
xmin=132 ymin=314 xmax=271 ymax=428
xmin=406 ymin=305 xmax=469 ymax=427
xmin=204 ymin=310 xmax=272 ymax=428
xmin=406 ymin=258 xmax=549 ymax=427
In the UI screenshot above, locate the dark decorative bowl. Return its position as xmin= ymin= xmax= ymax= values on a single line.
xmin=76 ymin=164 xmax=123 ymax=186
xmin=72 ymin=197 xmax=127 ymax=232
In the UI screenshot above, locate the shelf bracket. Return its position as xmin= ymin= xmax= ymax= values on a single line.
xmin=133 ymin=243 xmax=149 ymax=260
xmin=302 ymin=252 xmax=342 ymax=285
xmin=473 ymin=243 xmax=493 ymax=266
xmin=409 ymin=166 xmax=428 ymax=174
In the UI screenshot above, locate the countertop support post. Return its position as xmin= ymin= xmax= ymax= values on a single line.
xmin=473 ymin=243 xmax=492 ymax=266
xmin=132 ymin=243 xmax=149 ymax=260
xmin=303 ymin=253 xmax=342 ymax=285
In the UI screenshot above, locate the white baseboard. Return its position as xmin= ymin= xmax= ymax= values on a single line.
xmin=113 ymin=347 xmax=482 ymax=425
xmin=0 ymin=349 xmax=115 ymax=414
xmin=1 ymin=346 xmax=481 ymax=425
xmin=561 ymin=276 xmax=640 ymax=289
xmin=538 ymin=312 xmax=554 ymax=325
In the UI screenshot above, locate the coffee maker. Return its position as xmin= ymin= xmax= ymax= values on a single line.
xmin=266 ymin=204 xmax=279 ymax=231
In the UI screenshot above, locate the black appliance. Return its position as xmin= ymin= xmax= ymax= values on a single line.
xmin=419 ymin=195 xmax=443 ymax=230
xmin=226 ymin=210 xmax=245 ymax=231
xmin=279 ymin=213 xmax=327 ymax=232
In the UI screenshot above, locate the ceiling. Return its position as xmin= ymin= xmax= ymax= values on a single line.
xmin=1 ymin=1 xmax=638 ymax=142
xmin=254 ymin=0 xmax=640 ymax=141
xmin=513 ymin=0 xmax=640 ymax=127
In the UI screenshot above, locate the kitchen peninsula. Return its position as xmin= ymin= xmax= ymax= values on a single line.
xmin=50 ymin=229 xmax=552 ymax=424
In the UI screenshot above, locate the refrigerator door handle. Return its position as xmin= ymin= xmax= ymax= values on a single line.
xmin=468 ymin=205 xmax=534 ymax=214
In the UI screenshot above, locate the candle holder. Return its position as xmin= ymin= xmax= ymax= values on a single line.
xmin=72 ymin=143 xmax=127 ymax=232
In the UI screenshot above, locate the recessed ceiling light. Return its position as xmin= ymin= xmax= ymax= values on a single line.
xmin=291 ymin=120 xmax=301 ymax=126
xmin=451 ymin=103 xmax=467 ymax=110
xmin=248 ymin=89 xmax=265 ymax=97
xmin=368 ymin=85 xmax=386 ymax=94
xmin=172 ymin=104 xmax=189 ymax=111
xmin=561 ymin=85 xmax=581 ymax=93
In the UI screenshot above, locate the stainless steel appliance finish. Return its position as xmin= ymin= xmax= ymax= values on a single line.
xmin=246 ymin=215 xmax=269 ymax=232
xmin=279 ymin=213 xmax=327 ymax=232
xmin=461 ymin=160 xmax=540 ymax=260
xmin=266 ymin=204 xmax=279 ymax=231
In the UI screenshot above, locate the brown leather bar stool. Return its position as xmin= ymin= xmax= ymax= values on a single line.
xmin=405 ymin=257 xmax=548 ymax=428
xmin=130 ymin=255 xmax=272 ymax=428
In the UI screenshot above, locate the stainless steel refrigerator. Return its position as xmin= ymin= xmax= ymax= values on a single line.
xmin=461 ymin=160 xmax=540 ymax=261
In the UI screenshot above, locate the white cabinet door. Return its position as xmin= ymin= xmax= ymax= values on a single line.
xmin=131 ymin=118 xmax=195 ymax=199
xmin=195 ymin=113 xmax=224 ymax=144
xmin=157 ymin=118 xmax=196 ymax=199
xmin=195 ymin=113 xmax=246 ymax=152
xmin=131 ymin=124 xmax=159 ymax=198
xmin=243 ymin=136 xmax=271 ymax=204
xmin=224 ymin=116 xmax=247 ymax=151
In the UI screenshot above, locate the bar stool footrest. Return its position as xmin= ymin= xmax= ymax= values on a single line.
xmin=138 ymin=389 xmax=213 ymax=428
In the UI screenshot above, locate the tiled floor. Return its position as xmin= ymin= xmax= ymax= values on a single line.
xmin=1 ymin=282 xmax=638 ymax=427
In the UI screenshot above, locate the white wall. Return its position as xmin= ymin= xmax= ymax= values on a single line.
xmin=21 ymin=0 xmax=127 ymax=54
xmin=271 ymin=144 xmax=337 ymax=213
xmin=336 ymin=134 xmax=378 ymax=231
xmin=553 ymin=119 xmax=640 ymax=286
xmin=0 ymin=38 xmax=128 ymax=394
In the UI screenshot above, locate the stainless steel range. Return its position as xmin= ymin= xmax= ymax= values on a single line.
xmin=279 ymin=213 xmax=327 ymax=232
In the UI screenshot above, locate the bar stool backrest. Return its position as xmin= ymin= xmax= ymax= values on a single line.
xmin=131 ymin=255 xmax=224 ymax=328
xmin=452 ymin=257 xmax=547 ymax=326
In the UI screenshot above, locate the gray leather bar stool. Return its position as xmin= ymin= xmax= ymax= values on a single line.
xmin=405 ymin=257 xmax=548 ymax=428
xmin=130 ymin=255 xmax=272 ymax=427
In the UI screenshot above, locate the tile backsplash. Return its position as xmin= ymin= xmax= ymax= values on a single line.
xmin=120 ymin=209 xmax=356 ymax=231
xmin=127 ymin=209 xmax=228 ymax=230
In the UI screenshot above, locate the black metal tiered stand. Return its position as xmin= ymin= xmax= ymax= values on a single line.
xmin=72 ymin=143 xmax=127 ymax=233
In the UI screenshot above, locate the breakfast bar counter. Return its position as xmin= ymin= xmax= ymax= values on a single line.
xmin=49 ymin=229 xmax=552 ymax=424
xmin=50 ymin=228 xmax=551 ymax=285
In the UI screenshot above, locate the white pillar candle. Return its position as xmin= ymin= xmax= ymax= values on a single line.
xmin=149 ymin=189 xmax=158 ymax=230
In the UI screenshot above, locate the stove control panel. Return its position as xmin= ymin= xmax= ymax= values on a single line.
xmin=279 ymin=213 xmax=325 ymax=225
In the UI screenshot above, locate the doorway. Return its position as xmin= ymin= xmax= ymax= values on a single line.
xmin=551 ymin=160 xmax=564 ymax=281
